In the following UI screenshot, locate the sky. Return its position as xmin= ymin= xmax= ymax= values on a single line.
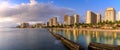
xmin=0 ymin=0 xmax=120 ymax=27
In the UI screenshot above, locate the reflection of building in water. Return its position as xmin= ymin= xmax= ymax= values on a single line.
xmin=104 ymin=38 xmax=114 ymax=45
xmin=59 ymin=29 xmax=120 ymax=46
xmin=92 ymin=31 xmax=96 ymax=38
xmin=73 ymin=29 xmax=79 ymax=42
xmin=103 ymin=32 xmax=113 ymax=37
xmin=95 ymin=31 xmax=100 ymax=42
xmin=113 ymin=32 xmax=118 ymax=45
xmin=86 ymin=31 xmax=90 ymax=34
xmin=113 ymin=32 xmax=117 ymax=39
xmin=82 ymin=31 xmax=88 ymax=36
xmin=95 ymin=31 xmax=99 ymax=38
xmin=63 ymin=29 xmax=67 ymax=38
xmin=49 ymin=29 xmax=52 ymax=32
xmin=65 ymin=29 xmax=71 ymax=40
xmin=90 ymin=31 xmax=97 ymax=42
xmin=82 ymin=31 xmax=85 ymax=34
xmin=52 ymin=29 xmax=57 ymax=33
xmin=116 ymin=39 xmax=120 ymax=45
xmin=86 ymin=34 xmax=91 ymax=45
xmin=102 ymin=32 xmax=114 ymax=45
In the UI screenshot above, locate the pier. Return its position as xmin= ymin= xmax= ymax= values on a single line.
xmin=49 ymin=30 xmax=85 ymax=50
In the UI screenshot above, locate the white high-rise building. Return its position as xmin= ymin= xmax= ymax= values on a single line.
xmin=68 ymin=16 xmax=74 ymax=25
xmin=64 ymin=14 xmax=69 ymax=25
xmin=118 ymin=11 xmax=120 ymax=21
xmin=49 ymin=18 xmax=53 ymax=26
xmin=74 ymin=14 xmax=80 ymax=24
xmin=52 ymin=17 xmax=58 ymax=26
xmin=96 ymin=14 xmax=101 ymax=23
xmin=104 ymin=8 xmax=116 ymax=22
xmin=86 ymin=11 xmax=97 ymax=24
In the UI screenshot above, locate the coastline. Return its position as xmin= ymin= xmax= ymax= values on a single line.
xmin=50 ymin=28 xmax=120 ymax=32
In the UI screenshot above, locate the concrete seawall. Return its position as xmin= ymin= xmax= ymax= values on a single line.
xmin=54 ymin=28 xmax=120 ymax=32
xmin=88 ymin=42 xmax=120 ymax=50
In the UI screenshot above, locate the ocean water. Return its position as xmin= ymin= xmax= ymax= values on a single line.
xmin=0 ymin=28 xmax=67 ymax=50
xmin=50 ymin=29 xmax=120 ymax=48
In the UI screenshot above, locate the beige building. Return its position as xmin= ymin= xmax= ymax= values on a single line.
xmin=33 ymin=23 xmax=42 ymax=28
xmin=104 ymin=8 xmax=116 ymax=22
xmin=20 ymin=22 xmax=29 ymax=28
xmin=48 ymin=17 xmax=58 ymax=26
xmin=118 ymin=11 xmax=120 ymax=21
xmin=68 ymin=16 xmax=74 ymax=25
xmin=52 ymin=17 xmax=58 ymax=26
xmin=73 ymin=14 xmax=80 ymax=24
xmin=96 ymin=14 xmax=101 ymax=23
xmin=49 ymin=18 xmax=53 ymax=26
xmin=86 ymin=11 xmax=97 ymax=24
xmin=64 ymin=14 xmax=69 ymax=25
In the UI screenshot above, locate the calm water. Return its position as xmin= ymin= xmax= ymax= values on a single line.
xmin=0 ymin=28 xmax=68 ymax=50
xmin=50 ymin=28 xmax=120 ymax=48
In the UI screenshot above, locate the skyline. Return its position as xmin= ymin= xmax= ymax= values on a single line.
xmin=0 ymin=0 xmax=120 ymax=27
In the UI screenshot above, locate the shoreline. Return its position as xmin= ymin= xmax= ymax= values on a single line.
xmin=50 ymin=28 xmax=120 ymax=32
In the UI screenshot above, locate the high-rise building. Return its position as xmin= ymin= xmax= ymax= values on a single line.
xmin=49 ymin=18 xmax=53 ymax=26
xmin=67 ymin=16 xmax=72 ymax=25
xmin=73 ymin=14 xmax=80 ymax=24
xmin=46 ymin=22 xmax=49 ymax=26
xmin=118 ymin=11 xmax=120 ymax=21
xmin=104 ymin=8 xmax=116 ymax=22
xmin=52 ymin=17 xmax=58 ymax=26
xmin=70 ymin=16 xmax=74 ymax=24
xmin=66 ymin=16 xmax=74 ymax=25
xmin=96 ymin=14 xmax=101 ymax=23
xmin=86 ymin=11 xmax=97 ymax=24
xmin=64 ymin=14 xmax=69 ymax=25
xmin=20 ymin=22 xmax=29 ymax=28
xmin=34 ymin=23 xmax=42 ymax=28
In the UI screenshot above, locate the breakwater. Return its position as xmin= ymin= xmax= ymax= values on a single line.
xmin=88 ymin=42 xmax=120 ymax=50
xmin=49 ymin=30 xmax=85 ymax=50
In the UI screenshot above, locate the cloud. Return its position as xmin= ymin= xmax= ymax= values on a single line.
xmin=30 ymin=0 xmax=37 ymax=5
xmin=0 ymin=0 xmax=75 ymax=27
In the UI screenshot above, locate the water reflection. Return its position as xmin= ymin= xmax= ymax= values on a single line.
xmin=0 ymin=28 xmax=68 ymax=50
xmin=50 ymin=29 xmax=120 ymax=47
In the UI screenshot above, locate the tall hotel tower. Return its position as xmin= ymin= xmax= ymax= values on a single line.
xmin=104 ymin=8 xmax=116 ymax=22
xmin=64 ymin=14 xmax=69 ymax=25
xmin=86 ymin=11 xmax=97 ymax=24
xmin=96 ymin=14 xmax=101 ymax=23
xmin=73 ymin=14 xmax=80 ymax=24
xmin=49 ymin=18 xmax=53 ymax=26
xmin=68 ymin=16 xmax=74 ymax=25
xmin=118 ymin=11 xmax=120 ymax=21
xmin=52 ymin=17 xmax=58 ymax=26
